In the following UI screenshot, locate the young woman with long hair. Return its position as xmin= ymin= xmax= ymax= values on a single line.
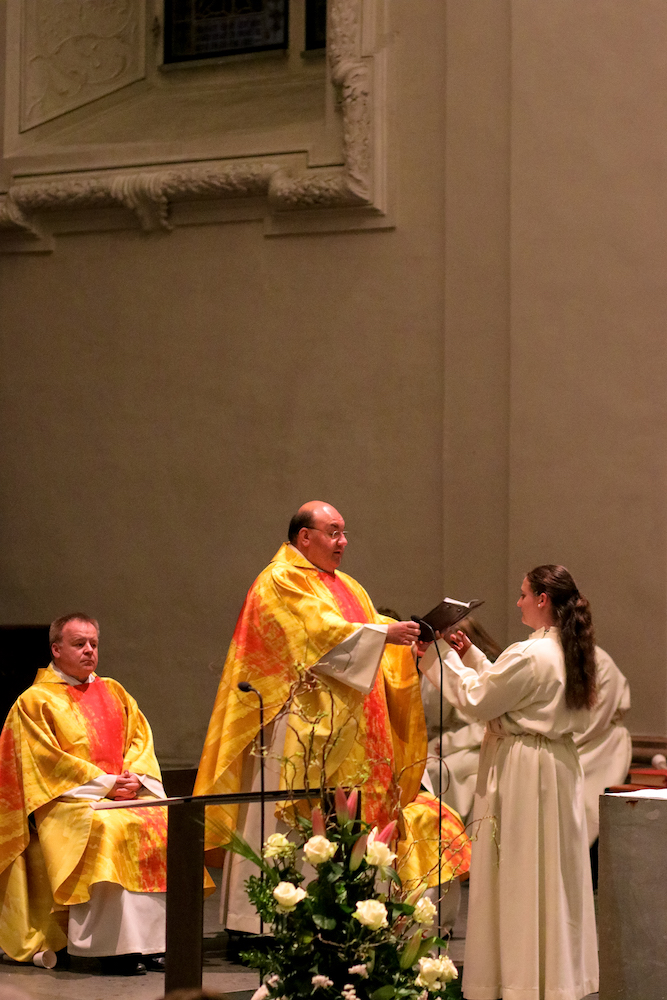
xmin=419 ymin=564 xmax=599 ymax=1000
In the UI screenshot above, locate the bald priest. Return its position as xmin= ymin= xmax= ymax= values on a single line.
xmin=195 ymin=501 xmax=470 ymax=932
xmin=0 ymin=614 xmax=168 ymax=975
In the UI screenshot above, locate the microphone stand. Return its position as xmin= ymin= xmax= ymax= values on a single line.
xmin=412 ymin=616 xmax=446 ymax=948
xmin=237 ymin=681 xmax=265 ymax=937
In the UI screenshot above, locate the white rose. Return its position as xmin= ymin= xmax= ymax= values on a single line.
xmin=273 ymin=881 xmax=307 ymax=913
xmin=263 ymin=833 xmax=295 ymax=859
xmin=415 ymin=955 xmax=458 ymax=989
xmin=352 ymin=899 xmax=388 ymax=930
xmin=413 ymin=895 xmax=437 ymax=925
xmin=440 ymin=956 xmax=458 ymax=982
xmin=311 ymin=974 xmax=334 ymax=989
xmin=304 ymin=835 xmax=338 ymax=865
xmin=364 ymin=829 xmax=397 ymax=868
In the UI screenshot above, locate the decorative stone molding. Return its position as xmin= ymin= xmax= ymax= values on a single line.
xmin=0 ymin=193 xmax=53 ymax=251
xmin=328 ymin=0 xmax=372 ymax=202
xmin=21 ymin=0 xmax=146 ymax=130
xmin=1 ymin=0 xmax=390 ymax=250
xmin=0 ymin=193 xmax=43 ymax=237
xmin=269 ymin=167 xmax=366 ymax=210
xmin=10 ymin=160 xmax=281 ymax=232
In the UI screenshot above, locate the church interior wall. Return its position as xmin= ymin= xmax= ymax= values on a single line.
xmin=507 ymin=0 xmax=667 ymax=736
xmin=0 ymin=0 xmax=665 ymax=762
xmin=0 ymin=1 xmax=456 ymax=767
xmin=441 ymin=0 xmax=512 ymax=645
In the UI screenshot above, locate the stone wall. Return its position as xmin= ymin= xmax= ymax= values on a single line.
xmin=0 ymin=0 xmax=665 ymax=762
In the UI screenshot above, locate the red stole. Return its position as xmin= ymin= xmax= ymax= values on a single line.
xmin=68 ymin=680 xmax=125 ymax=774
xmin=318 ymin=572 xmax=394 ymax=826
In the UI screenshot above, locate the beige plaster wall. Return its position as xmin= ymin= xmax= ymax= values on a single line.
xmin=442 ymin=0 xmax=511 ymax=639
xmin=440 ymin=0 xmax=667 ymax=736
xmin=0 ymin=3 xmax=452 ymax=767
xmin=508 ymin=0 xmax=667 ymax=734
xmin=1 ymin=0 xmax=666 ymax=761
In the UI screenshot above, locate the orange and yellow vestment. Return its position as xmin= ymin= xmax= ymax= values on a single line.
xmin=195 ymin=543 xmax=470 ymax=889
xmin=0 ymin=666 xmax=168 ymax=961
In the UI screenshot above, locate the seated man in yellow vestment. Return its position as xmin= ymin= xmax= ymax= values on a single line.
xmin=0 ymin=614 xmax=168 ymax=976
xmin=195 ymin=501 xmax=470 ymax=932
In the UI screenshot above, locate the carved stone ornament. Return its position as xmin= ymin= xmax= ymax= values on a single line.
xmin=1 ymin=0 xmax=389 ymax=251
xmin=20 ymin=0 xmax=146 ymax=131
xmin=0 ymin=193 xmax=44 ymax=238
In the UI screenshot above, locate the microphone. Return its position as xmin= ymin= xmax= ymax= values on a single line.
xmin=411 ymin=615 xmax=445 ymax=941
xmin=410 ymin=614 xmax=428 ymax=636
xmin=237 ymin=680 xmax=266 ymax=936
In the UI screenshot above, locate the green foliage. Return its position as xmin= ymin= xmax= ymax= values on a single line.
xmin=226 ymin=794 xmax=461 ymax=1000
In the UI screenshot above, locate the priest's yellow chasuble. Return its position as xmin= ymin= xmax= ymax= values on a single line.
xmin=0 ymin=667 xmax=168 ymax=960
xmin=398 ymin=790 xmax=471 ymax=889
xmin=196 ymin=544 xmax=429 ymax=850
xmin=195 ymin=545 xmax=426 ymax=848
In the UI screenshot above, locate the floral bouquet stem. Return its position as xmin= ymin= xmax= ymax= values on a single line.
xmin=225 ymin=788 xmax=461 ymax=1000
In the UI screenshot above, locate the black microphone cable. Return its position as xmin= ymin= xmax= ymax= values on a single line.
xmin=238 ymin=680 xmax=265 ymax=936
xmin=412 ymin=615 xmax=446 ymax=944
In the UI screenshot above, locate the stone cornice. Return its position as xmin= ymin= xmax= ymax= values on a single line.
xmin=0 ymin=0 xmax=389 ymax=251
xmin=0 ymin=193 xmax=46 ymax=240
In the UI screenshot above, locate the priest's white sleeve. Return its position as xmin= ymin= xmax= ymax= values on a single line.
xmin=60 ymin=774 xmax=165 ymax=801
xmin=313 ymin=624 xmax=388 ymax=694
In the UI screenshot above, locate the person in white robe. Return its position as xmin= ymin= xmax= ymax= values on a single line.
xmin=421 ymin=617 xmax=500 ymax=824
xmin=573 ymin=647 xmax=631 ymax=845
xmin=420 ymin=564 xmax=599 ymax=1000
xmin=422 ymin=644 xmax=631 ymax=842
xmin=421 ymin=674 xmax=484 ymax=824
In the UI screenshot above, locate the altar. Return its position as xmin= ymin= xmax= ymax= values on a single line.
xmin=598 ymin=789 xmax=667 ymax=999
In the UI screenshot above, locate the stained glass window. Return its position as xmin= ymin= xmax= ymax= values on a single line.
xmin=164 ymin=0 xmax=289 ymax=63
xmin=304 ymin=0 xmax=327 ymax=51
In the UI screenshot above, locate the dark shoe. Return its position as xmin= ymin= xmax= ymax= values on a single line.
xmin=100 ymin=953 xmax=147 ymax=976
xmin=55 ymin=948 xmax=70 ymax=970
xmin=225 ymin=930 xmax=260 ymax=964
xmin=144 ymin=954 xmax=165 ymax=971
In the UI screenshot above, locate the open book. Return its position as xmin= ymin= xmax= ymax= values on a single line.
xmin=413 ymin=597 xmax=484 ymax=642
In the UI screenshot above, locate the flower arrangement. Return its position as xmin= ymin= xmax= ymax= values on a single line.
xmin=228 ymin=788 xmax=461 ymax=1000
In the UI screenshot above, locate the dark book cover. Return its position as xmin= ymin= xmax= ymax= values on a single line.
xmin=414 ymin=598 xmax=484 ymax=642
